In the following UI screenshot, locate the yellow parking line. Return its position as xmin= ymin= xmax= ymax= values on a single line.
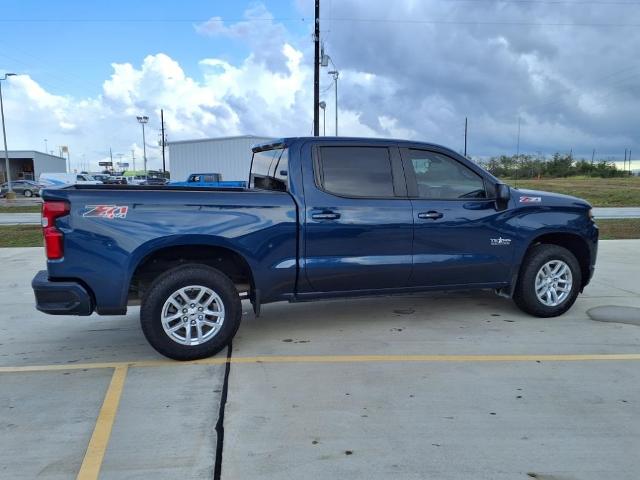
xmin=1 ymin=353 xmax=640 ymax=373
xmin=76 ymin=366 xmax=128 ymax=480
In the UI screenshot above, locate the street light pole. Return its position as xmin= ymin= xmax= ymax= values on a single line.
xmin=328 ymin=70 xmax=339 ymax=136
xmin=319 ymin=101 xmax=326 ymax=136
xmin=136 ymin=115 xmax=149 ymax=174
xmin=1 ymin=73 xmax=17 ymax=194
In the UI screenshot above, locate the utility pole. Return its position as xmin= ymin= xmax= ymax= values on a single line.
xmin=109 ymin=147 xmax=113 ymax=173
xmin=132 ymin=149 xmax=136 ymax=173
xmin=629 ymin=149 xmax=632 ymax=175
xmin=591 ymin=148 xmax=595 ymax=165
xmin=624 ymin=148 xmax=627 ymax=173
xmin=160 ymin=109 xmax=166 ymax=174
xmin=464 ymin=117 xmax=468 ymax=157
xmin=313 ymin=0 xmax=320 ymax=136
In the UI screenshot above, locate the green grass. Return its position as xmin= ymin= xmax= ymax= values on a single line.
xmin=503 ymin=176 xmax=640 ymax=207
xmin=0 ymin=225 xmax=43 ymax=247
xmin=596 ymin=219 xmax=640 ymax=240
xmin=0 ymin=205 xmax=41 ymax=213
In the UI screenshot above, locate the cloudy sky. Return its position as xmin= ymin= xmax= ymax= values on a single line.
xmin=1 ymin=0 xmax=639 ymax=172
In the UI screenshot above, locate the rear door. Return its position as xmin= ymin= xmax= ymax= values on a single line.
xmin=401 ymin=147 xmax=514 ymax=287
xmin=302 ymin=143 xmax=413 ymax=292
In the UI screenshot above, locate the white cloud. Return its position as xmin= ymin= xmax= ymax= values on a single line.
xmin=3 ymin=0 xmax=636 ymax=179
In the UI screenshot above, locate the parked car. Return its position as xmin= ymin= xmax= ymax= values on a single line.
xmin=91 ymin=174 xmax=111 ymax=183
xmin=107 ymin=176 xmax=128 ymax=185
xmin=171 ymin=173 xmax=246 ymax=188
xmin=32 ymin=137 xmax=598 ymax=360
xmin=39 ymin=172 xmax=102 ymax=186
xmin=140 ymin=177 xmax=169 ymax=186
xmin=1 ymin=180 xmax=43 ymax=197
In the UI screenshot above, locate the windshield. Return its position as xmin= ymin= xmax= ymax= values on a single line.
xmin=250 ymin=147 xmax=288 ymax=191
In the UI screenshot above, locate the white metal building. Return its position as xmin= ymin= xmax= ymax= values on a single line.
xmin=0 ymin=150 xmax=67 ymax=183
xmin=167 ymin=135 xmax=272 ymax=182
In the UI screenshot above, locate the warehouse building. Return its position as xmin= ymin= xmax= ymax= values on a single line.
xmin=167 ymin=135 xmax=272 ymax=182
xmin=0 ymin=150 xmax=67 ymax=183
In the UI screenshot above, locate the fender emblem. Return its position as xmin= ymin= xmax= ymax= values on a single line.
xmin=519 ymin=196 xmax=541 ymax=203
xmin=491 ymin=237 xmax=511 ymax=246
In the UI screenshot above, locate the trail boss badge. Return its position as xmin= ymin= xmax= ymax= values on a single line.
xmin=519 ymin=196 xmax=542 ymax=203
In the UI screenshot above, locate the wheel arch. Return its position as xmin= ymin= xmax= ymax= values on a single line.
xmin=127 ymin=237 xmax=256 ymax=303
xmin=520 ymin=231 xmax=591 ymax=289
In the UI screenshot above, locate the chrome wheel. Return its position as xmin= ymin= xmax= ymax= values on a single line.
xmin=534 ymin=260 xmax=573 ymax=307
xmin=161 ymin=285 xmax=225 ymax=346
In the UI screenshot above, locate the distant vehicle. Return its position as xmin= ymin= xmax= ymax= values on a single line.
xmin=32 ymin=137 xmax=598 ymax=361
xmin=126 ymin=175 xmax=149 ymax=185
xmin=1 ymin=180 xmax=43 ymax=197
xmin=171 ymin=173 xmax=247 ymax=188
xmin=91 ymin=174 xmax=111 ymax=183
xmin=140 ymin=177 xmax=169 ymax=186
xmin=39 ymin=172 xmax=102 ymax=186
xmin=107 ymin=176 xmax=128 ymax=185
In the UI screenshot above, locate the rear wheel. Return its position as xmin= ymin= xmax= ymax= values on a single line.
xmin=23 ymin=189 xmax=33 ymax=197
xmin=141 ymin=264 xmax=242 ymax=360
xmin=513 ymin=244 xmax=581 ymax=317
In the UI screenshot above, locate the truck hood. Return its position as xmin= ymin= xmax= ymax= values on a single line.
xmin=513 ymin=188 xmax=592 ymax=209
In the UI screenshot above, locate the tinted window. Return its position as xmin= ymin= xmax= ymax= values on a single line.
xmin=407 ymin=150 xmax=486 ymax=199
xmin=319 ymin=147 xmax=394 ymax=197
xmin=250 ymin=147 xmax=288 ymax=191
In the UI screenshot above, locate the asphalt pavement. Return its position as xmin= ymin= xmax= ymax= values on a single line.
xmin=0 ymin=242 xmax=639 ymax=479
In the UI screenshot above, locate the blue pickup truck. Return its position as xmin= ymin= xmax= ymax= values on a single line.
xmin=170 ymin=173 xmax=247 ymax=189
xmin=32 ymin=137 xmax=598 ymax=360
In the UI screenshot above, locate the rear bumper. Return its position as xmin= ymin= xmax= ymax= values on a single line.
xmin=32 ymin=270 xmax=94 ymax=316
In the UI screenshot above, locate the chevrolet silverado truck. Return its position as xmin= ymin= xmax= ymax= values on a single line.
xmin=32 ymin=137 xmax=598 ymax=360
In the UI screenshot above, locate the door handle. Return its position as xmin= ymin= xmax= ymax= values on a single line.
xmin=417 ymin=211 xmax=443 ymax=220
xmin=312 ymin=211 xmax=341 ymax=220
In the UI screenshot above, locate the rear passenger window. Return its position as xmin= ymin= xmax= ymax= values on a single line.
xmin=319 ymin=147 xmax=395 ymax=198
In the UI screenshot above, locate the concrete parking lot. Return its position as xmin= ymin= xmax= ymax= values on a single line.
xmin=1 ymin=242 xmax=639 ymax=479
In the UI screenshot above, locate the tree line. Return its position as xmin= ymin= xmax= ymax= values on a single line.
xmin=479 ymin=153 xmax=629 ymax=179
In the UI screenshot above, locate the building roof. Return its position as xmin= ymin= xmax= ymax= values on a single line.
xmin=2 ymin=150 xmax=65 ymax=160
xmin=166 ymin=135 xmax=271 ymax=146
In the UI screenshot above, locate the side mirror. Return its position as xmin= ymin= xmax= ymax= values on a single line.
xmin=496 ymin=183 xmax=510 ymax=202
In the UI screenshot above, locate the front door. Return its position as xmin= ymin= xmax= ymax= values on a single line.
xmin=303 ymin=143 xmax=414 ymax=292
xmin=400 ymin=147 xmax=515 ymax=287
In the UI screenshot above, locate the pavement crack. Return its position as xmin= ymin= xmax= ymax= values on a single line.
xmin=214 ymin=343 xmax=232 ymax=480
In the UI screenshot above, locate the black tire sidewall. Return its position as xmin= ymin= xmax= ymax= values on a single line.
xmin=140 ymin=264 xmax=241 ymax=360
xmin=514 ymin=244 xmax=582 ymax=317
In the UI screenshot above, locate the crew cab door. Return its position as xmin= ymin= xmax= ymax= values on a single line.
xmin=302 ymin=143 xmax=413 ymax=292
xmin=400 ymin=147 xmax=514 ymax=287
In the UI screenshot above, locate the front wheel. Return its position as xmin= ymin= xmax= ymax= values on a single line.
xmin=141 ymin=264 xmax=242 ymax=360
xmin=23 ymin=189 xmax=33 ymax=197
xmin=513 ymin=244 xmax=582 ymax=317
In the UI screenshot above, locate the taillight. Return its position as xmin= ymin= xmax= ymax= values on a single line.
xmin=42 ymin=201 xmax=70 ymax=259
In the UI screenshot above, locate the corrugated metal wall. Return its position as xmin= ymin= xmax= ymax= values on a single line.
xmin=33 ymin=152 xmax=67 ymax=178
xmin=168 ymin=136 xmax=273 ymax=182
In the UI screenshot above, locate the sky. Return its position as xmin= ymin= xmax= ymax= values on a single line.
xmin=1 ymin=0 xmax=639 ymax=173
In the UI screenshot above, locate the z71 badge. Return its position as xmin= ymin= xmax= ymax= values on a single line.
xmin=83 ymin=205 xmax=129 ymax=219
xmin=519 ymin=196 xmax=542 ymax=203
